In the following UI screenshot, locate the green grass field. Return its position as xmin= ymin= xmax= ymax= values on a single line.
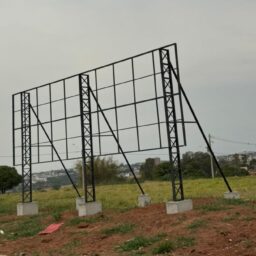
xmin=1 ymin=176 xmax=256 ymax=255
xmin=1 ymin=176 xmax=255 ymax=215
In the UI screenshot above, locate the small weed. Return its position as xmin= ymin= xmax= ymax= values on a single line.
xmin=67 ymin=214 xmax=107 ymax=226
xmin=197 ymin=202 xmax=228 ymax=212
xmin=51 ymin=211 xmax=62 ymax=221
xmin=63 ymin=239 xmax=81 ymax=249
xmin=187 ymin=219 xmax=207 ymax=230
xmin=222 ymin=199 xmax=247 ymax=206
xmin=152 ymin=235 xmax=195 ymax=254
xmin=118 ymin=236 xmax=151 ymax=251
xmin=243 ymin=239 xmax=253 ymax=248
xmin=175 ymin=236 xmax=195 ymax=248
xmin=130 ymin=251 xmax=146 ymax=255
xmin=150 ymin=233 xmax=167 ymax=243
xmin=102 ymin=223 xmax=134 ymax=235
xmin=173 ymin=214 xmax=187 ymax=225
xmin=118 ymin=233 xmax=166 ymax=252
xmin=5 ymin=216 xmax=42 ymax=240
xmin=241 ymin=216 xmax=256 ymax=221
xmin=222 ymin=212 xmax=240 ymax=222
xmin=152 ymin=241 xmax=174 ymax=254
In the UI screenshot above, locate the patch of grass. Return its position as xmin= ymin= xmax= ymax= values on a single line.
xmin=152 ymin=236 xmax=195 ymax=254
xmin=241 ymin=216 xmax=256 ymax=221
xmin=175 ymin=236 xmax=195 ymax=248
xmin=197 ymin=198 xmax=250 ymax=213
xmin=243 ymin=239 xmax=253 ymax=248
xmin=173 ymin=214 xmax=187 ymax=226
xmin=3 ymin=176 xmax=256 ymax=215
xmin=187 ymin=219 xmax=207 ymax=230
xmin=67 ymin=214 xmax=107 ymax=226
xmin=51 ymin=211 xmax=62 ymax=221
xmin=47 ymin=239 xmax=82 ymax=256
xmin=222 ymin=212 xmax=240 ymax=222
xmin=152 ymin=241 xmax=174 ymax=254
xmin=197 ymin=202 xmax=228 ymax=212
xmin=150 ymin=233 xmax=167 ymax=243
xmin=102 ymin=223 xmax=134 ymax=235
xmin=118 ymin=233 xmax=166 ymax=252
xmin=130 ymin=251 xmax=146 ymax=255
xmin=63 ymin=239 xmax=81 ymax=249
xmin=4 ymin=216 xmax=42 ymax=240
xmin=118 ymin=236 xmax=152 ymax=252
xmin=222 ymin=198 xmax=247 ymax=206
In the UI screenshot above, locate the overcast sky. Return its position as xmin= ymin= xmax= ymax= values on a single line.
xmin=0 ymin=0 xmax=255 ymax=171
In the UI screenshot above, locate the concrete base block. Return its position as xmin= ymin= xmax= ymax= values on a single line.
xmin=17 ymin=202 xmax=38 ymax=216
xmin=76 ymin=197 xmax=85 ymax=210
xmin=224 ymin=191 xmax=240 ymax=199
xmin=77 ymin=201 xmax=102 ymax=217
xmin=138 ymin=194 xmax=151 ymax=207
xmin=166 ymin=199 xmax=193 ymax=214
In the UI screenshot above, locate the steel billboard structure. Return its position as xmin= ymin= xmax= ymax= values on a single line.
xmin=12 ymin=43 xmax=232 ymax=204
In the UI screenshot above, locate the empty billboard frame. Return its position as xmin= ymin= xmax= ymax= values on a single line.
xmin=12 ymin=43 xmax=232 ymax=204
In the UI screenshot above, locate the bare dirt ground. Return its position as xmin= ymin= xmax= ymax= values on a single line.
xmin=0 ymin=198 xmax=256 ymax=256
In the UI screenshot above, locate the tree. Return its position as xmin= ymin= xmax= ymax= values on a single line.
xmin=75 ymin=156 xmax=120 ymax=185
xmin=181 ymin=151 xmax=211 ymax=178
xmin=0 ymin=166 xmax=22 ymax=194
xmin=249 ymin=159 xmax=256 ymax=170
xmin=140 ymin=158 xmax=156 ymax=180
xmin=153 ymin=161 xmax=171 ymax=181
xmin=217 ymin=160 xmax=249 ymax=177
xmin=221 ymin=165 xmax=249 ymax=177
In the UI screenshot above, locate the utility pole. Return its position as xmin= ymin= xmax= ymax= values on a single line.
xmin=208 ymin=134 xmax=215 ymax=179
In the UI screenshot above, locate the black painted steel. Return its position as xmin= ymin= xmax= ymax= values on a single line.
xmin=159 ymin=49 xmax=184 ymax=201
xmin=79 ymin=74 xmax=96 ymax=202
xmin=12 ymin=43 xmax=233 ymax=204
xmin=20 ymin=92 xmax=32 ymax=203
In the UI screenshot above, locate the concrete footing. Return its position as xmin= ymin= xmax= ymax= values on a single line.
xmin=77 ymin=201 xmax=102 ymax=217
xmin=76 ymin=197 xmax=85 ymax=210
xmin=166 ymin=199 xmax=193 ymax=214
xmin=17 ymin=202 xmax=38 ymax=216
xmin=224 ymin=191 xmax=240 ymax=199
xmin=138 ymin=194 xmax=151 ymax=207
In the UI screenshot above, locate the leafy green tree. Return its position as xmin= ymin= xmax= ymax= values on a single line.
xmin=218 ymin=159 xmax=249 ymax=177
xmin=221 ymin=165 xmax=249 ymax=177
xmin=153 ymin=161 xmax=171 ymax=181
xmin=181 ymin=151 xmax=211 ymax=178
xmin=75 ymin=156 xmax=120 ymax=184
xmin=0 ymin=166 xmax=22 ymax=194
xmin=249 ymin=159 xmax=256 ymax=169
xmin=140 ymin=158 xmax=156 ymax=180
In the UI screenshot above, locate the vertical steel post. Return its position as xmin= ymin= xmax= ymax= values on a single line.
xmin=159 ymin=48 xmax=184 ymax=201
xmin=79 ymin=74 xmax=96 ymax=202
xmin=20 ymin=92 xmax=32 ymax=203
xmin=12 ymin=95 xmax=15 ymax=166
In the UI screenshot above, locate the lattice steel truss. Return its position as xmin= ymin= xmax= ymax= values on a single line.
xmin=159 ymin=48 xmax=184 ymax=201
xmin=21 ymin=92 xmax=32 ymax=203
xmin=79 ymin=74 xmax=95 ymax=202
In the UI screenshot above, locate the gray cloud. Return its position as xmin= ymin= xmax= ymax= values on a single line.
xmin=0 ymin=0 xmax=255 ymax=171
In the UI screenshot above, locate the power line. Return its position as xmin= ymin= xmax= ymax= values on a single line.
xmin=211 ymin=135 xmax=256 ymax=146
